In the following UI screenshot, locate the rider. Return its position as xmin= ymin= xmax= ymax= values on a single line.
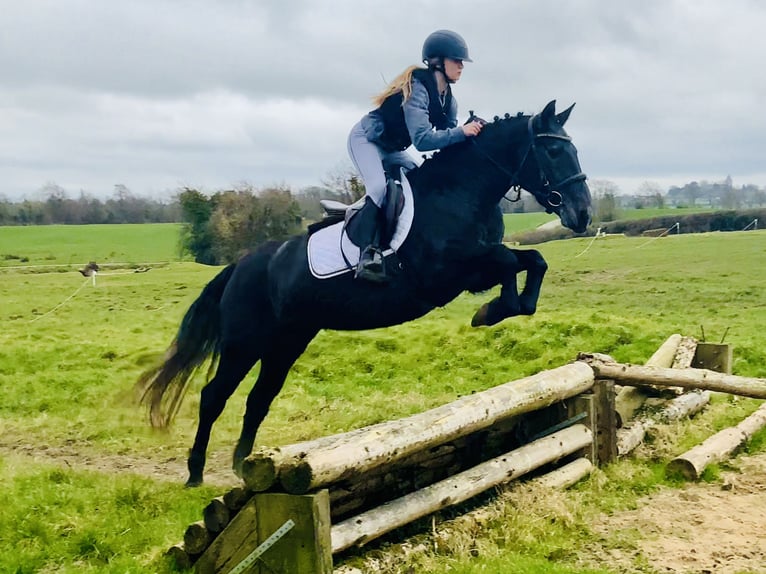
xmin=347 ymin=29 xmax=483 ymax=282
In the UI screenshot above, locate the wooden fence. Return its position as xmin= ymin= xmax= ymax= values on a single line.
xmin=166 ymin=335 xmax=766 ymax=573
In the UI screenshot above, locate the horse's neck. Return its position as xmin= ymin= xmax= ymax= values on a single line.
xmin=415 ymin=119 xmax=528 ymax=205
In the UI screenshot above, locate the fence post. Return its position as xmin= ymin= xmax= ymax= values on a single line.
xmin=592 ymin=379 xmax=618 ymax=464
xmin=568 ymin=394 xmax=596 ymax=463
xmin=195 ymin=490 xmax=332 ymax=574
xmin=692 ymin=343 xmax=733 ymax=375
xmin=569 ymin=379 xmax=616 ymax=465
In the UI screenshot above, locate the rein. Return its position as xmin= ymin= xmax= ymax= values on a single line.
xmin=470 ymin=114 xmax=586 ymax=210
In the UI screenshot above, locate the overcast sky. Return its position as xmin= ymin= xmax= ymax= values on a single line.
xmin=2 ymin=0 xmax=765 ymax=200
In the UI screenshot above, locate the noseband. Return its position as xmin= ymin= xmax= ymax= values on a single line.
xmin=470 ymin=114 xmax=587 ymax=210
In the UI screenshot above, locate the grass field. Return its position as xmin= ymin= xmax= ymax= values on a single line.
xmin=1 ymin=223 xmax=765 ymax=572
xmin=0 ymin=223 xmax=186 ymax=268
xmin=0 ymin=210 xmax=713 ymax=270
xmin=502 ymin=211 xmax=558 ymax=233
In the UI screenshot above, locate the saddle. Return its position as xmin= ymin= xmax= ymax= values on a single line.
xmin=317 ymin=173 xmax=405 ymax=249
xmin=306 ymin=169 xmax=415 ymax=279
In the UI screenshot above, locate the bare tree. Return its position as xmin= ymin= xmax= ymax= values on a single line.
xmin=637 ymin=181 xmax=665 ymax=208
xmin=589 ymin=179 xmax=621 ymax=222
xmin=321 ymin=162 xmax=366 ymax=203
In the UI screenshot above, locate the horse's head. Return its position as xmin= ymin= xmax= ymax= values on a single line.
xmin=521 ymin=101 xmax=592 ymax=233
xmin=469 ymin=100 xmax=592 ymax=233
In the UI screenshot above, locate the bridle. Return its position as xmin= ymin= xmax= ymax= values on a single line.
xmin=470 ymin=113 xmax=587 ymax=211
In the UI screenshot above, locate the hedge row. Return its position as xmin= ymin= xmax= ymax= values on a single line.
xmin=508 ymin=208 xmax=765 ymax=245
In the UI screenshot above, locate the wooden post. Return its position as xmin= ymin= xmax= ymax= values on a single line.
xmin=591 ymin=379 xmax=618 ymax=464
xmin=568 ymin=394 xmax=596 ymax=463
xmin=195 ymin=491 xmax=332 ymax=574
xmin=692 ymin=342 xmax=733 ymax=374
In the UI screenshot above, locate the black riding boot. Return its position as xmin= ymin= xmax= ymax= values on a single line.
xmin=353 ymin=198 xmax=387 ymax=283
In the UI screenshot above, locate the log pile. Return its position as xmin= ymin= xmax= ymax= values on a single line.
xmin=613 ymin=335 xmax=707 ymax=456
xmin=613 ymin=334 xmax=688 ymax=427
xmin=330 ymin=424 xmax=593 ymax=553
xmin=247 ymin=362 xmax=594 ymax=495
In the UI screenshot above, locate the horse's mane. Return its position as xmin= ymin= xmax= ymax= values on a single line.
xmin=410 ymin=112 xmax=530 ymax=187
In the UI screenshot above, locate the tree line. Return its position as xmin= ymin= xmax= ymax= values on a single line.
xmin=0 ymin=184 xmax=181 ymax=225
xmin=3 ymin=172 xmax=764 ymax=264
xmin=175 ymin=174 xmax=363 ymax=264
xmin=589 ymin=176 xmax=766 ymax=223
xmin=179 ymin=185 xmax=303 ymax=265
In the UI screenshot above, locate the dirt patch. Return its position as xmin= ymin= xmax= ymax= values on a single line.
xmin=589 ymin=452 xmax=766 ymax=574
xmin=0 ymin=438 xmax=241 ymax=489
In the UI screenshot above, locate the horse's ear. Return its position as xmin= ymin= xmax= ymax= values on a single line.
xmin=556 ymin=103 xmax=576 ymax=126
xmin=541 ymin=100 xmax=557 ymax=123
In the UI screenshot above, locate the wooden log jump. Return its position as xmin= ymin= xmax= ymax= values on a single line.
xmin=614 ymin=336 xmax=702 ymax=456
xmin=171 ymin=336 xmax=761 ymax=572
xmin=177 ymin=362 xmax=597 ymax=571
xmin=264 ymin=362 xmax=594 ymax=494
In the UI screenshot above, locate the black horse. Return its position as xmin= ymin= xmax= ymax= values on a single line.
xmin=136 ymin=100 xmax=592 ymax=486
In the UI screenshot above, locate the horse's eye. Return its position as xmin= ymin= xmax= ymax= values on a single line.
xmin=547 ymin=144 xmax=563 ymax=159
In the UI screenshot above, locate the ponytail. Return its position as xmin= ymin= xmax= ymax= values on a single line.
xmin=371 ymin=65 xmax=424 ymax=107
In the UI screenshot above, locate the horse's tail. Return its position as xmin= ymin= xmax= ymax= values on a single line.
xmin=135 ymin=263 xmax=237 ymax=428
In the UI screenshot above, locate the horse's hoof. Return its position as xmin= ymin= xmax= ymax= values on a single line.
xmin=185 ymin=477 xmax=203 ymax=488
xmin=471 ymin=304 xmax=490 ymax=327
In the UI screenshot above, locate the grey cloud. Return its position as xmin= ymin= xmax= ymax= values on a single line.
xmin=1 ymin=0 xmax=766 ymax=198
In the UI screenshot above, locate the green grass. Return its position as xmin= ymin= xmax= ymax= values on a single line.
xmin=1 ymin=226 xmax=765 ymax=572
xmin=0 ymin=455 xmax=218 ymax=574
xmin=0 ymin=223 xmax=187 ymax=268
xmin=502 ymin=212 xmax=558 ymax=233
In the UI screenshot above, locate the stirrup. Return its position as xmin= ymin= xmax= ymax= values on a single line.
xmin=355 ymin=247 xmax=387 ymax=282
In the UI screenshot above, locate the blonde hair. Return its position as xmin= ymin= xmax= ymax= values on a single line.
xmin=371 ymin=65 xmax=425 ymax=107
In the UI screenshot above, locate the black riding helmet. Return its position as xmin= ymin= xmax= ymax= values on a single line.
xmin=421 ymin=29 xmax=472 ymax=63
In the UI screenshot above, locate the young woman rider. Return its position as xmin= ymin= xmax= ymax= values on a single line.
xmin=347 ymin=29 xmax=483 ymax=282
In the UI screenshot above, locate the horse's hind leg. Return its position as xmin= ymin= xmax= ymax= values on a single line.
xmin=232 ymin=328 xmax=318 ymax=476
xmin=187 ymin=341 xmax=259 ymax=487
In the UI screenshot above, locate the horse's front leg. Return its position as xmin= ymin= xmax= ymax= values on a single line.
xmin=511 ymin=248 xmax=548 ymax=315
xmin=467 ymin=245 xmax=522 ymax=327
xmin=468 ymin=246 xmax=548 ymax=326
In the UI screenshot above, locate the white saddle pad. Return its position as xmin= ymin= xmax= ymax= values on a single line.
xmin=307 ymin=171 xmax=415 ymax=279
